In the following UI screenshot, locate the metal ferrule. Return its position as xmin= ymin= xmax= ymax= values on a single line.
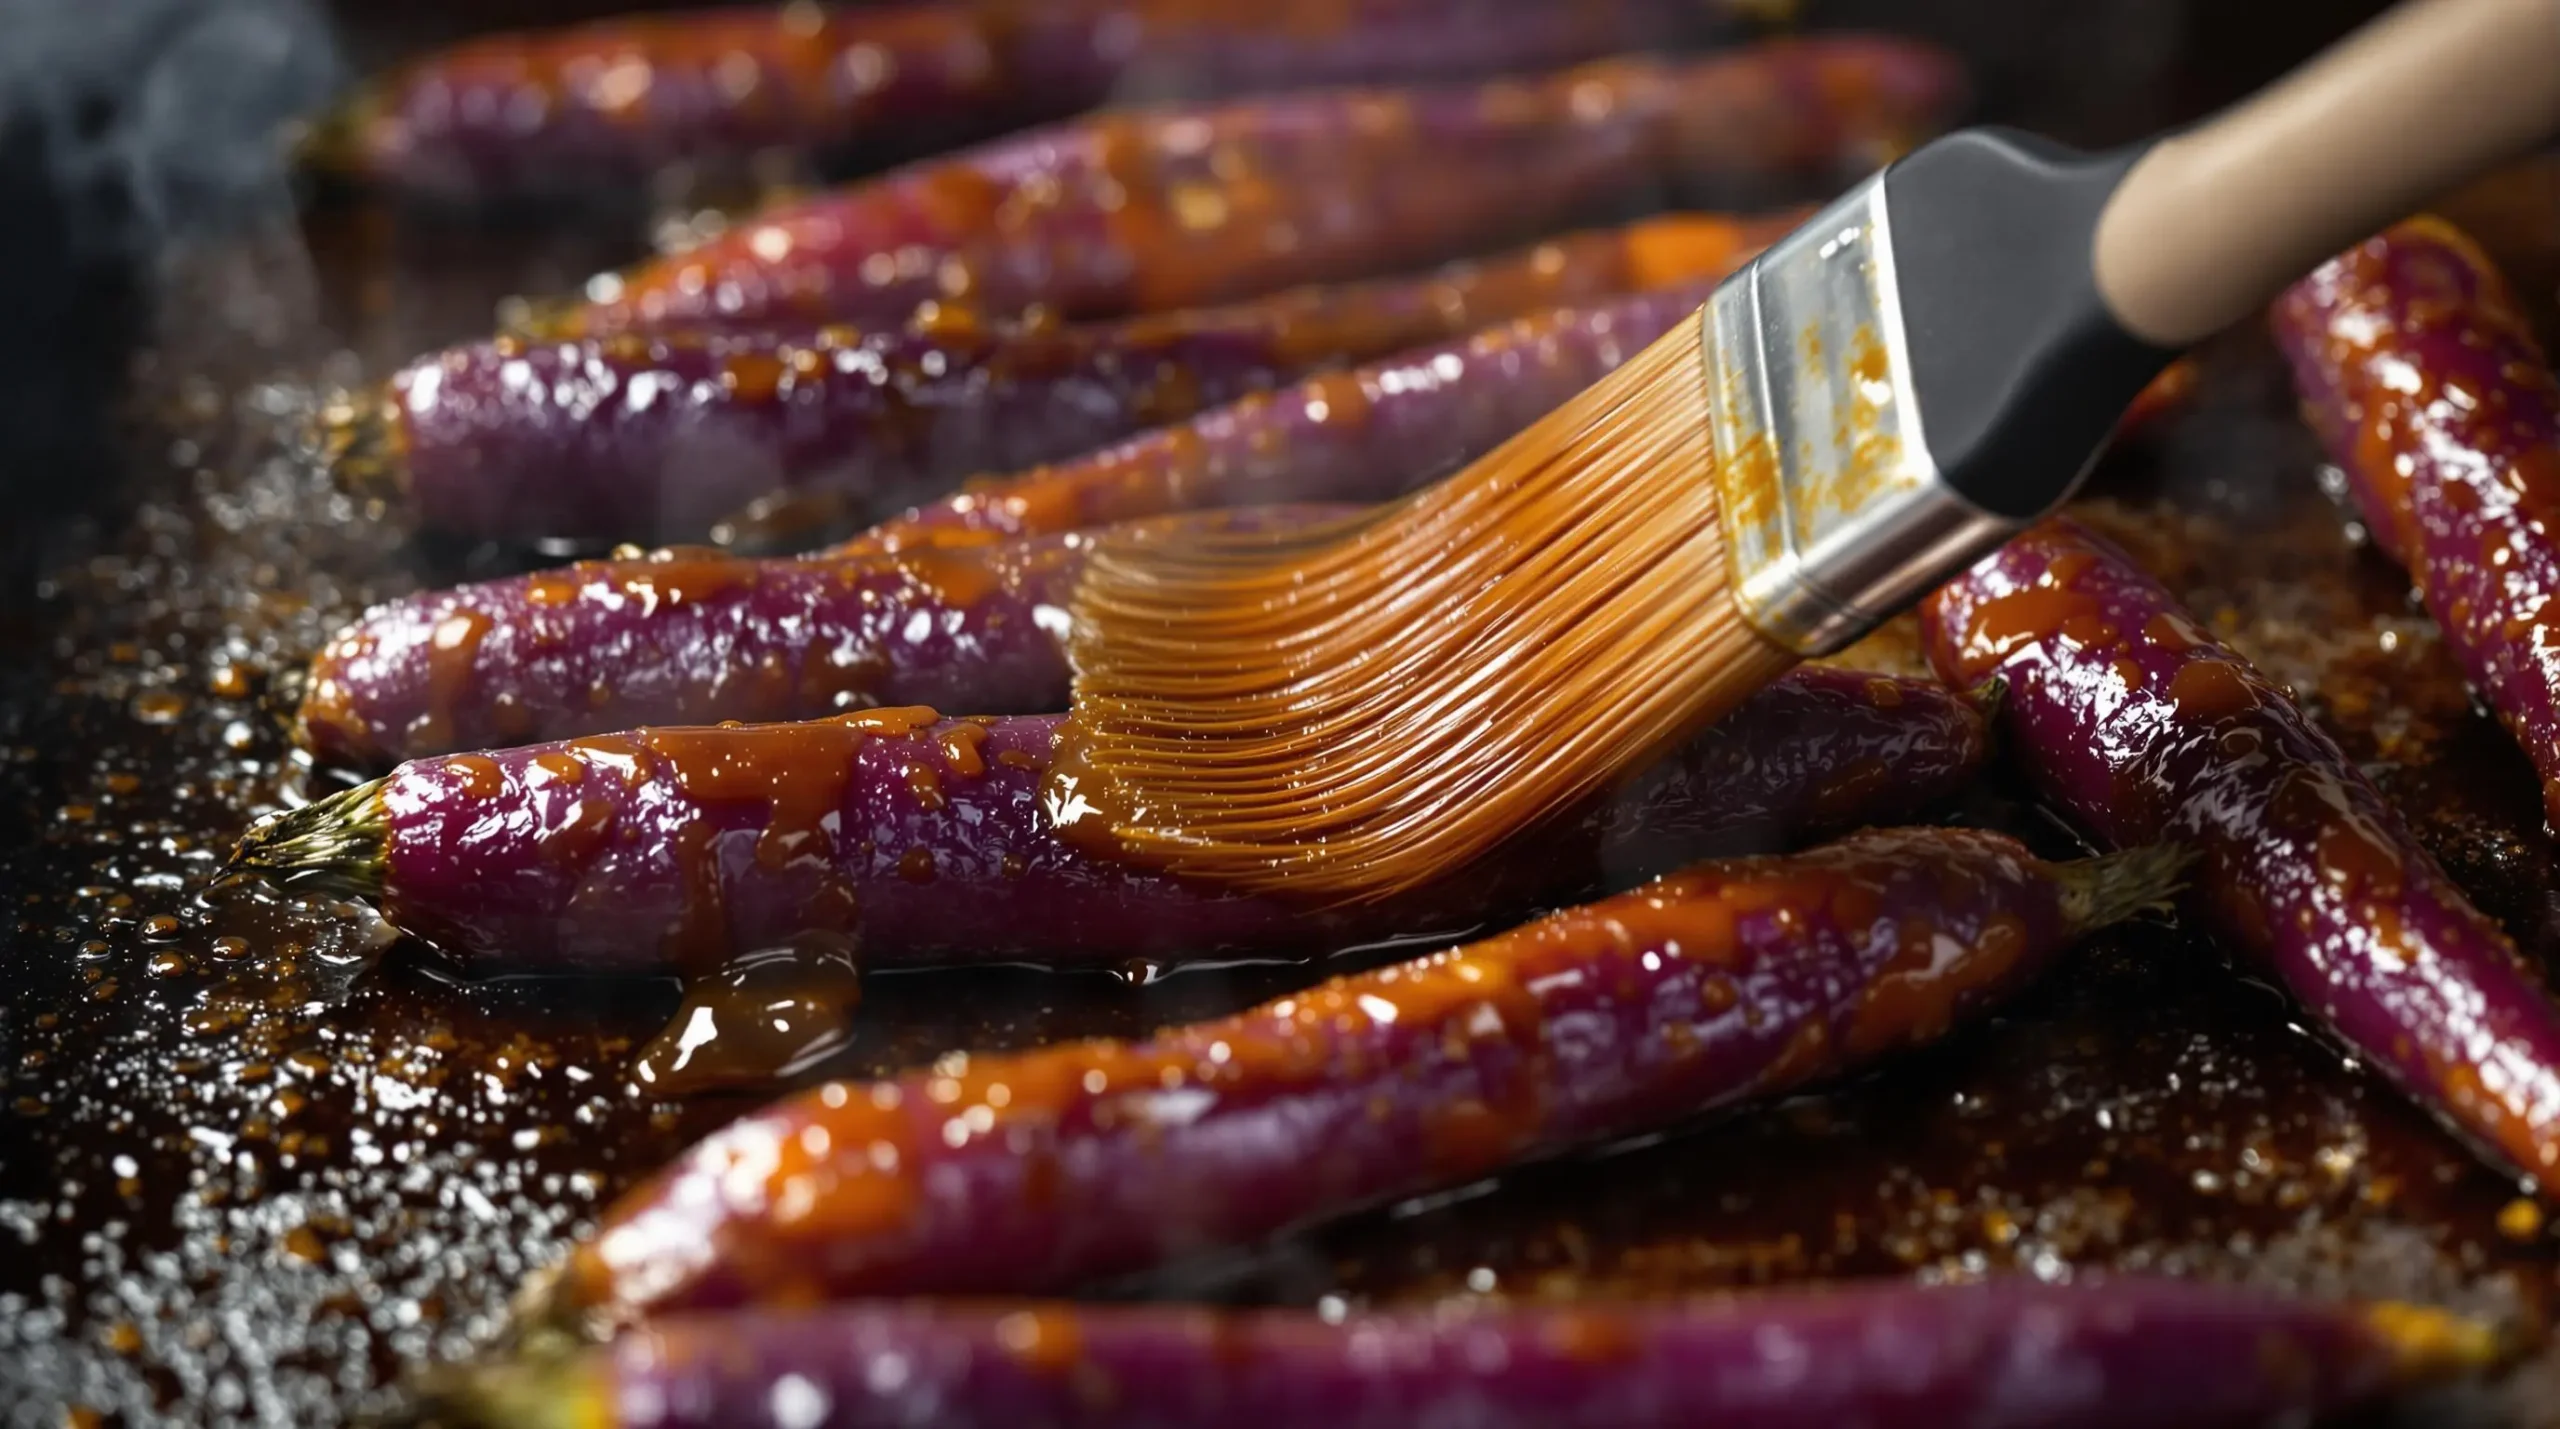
xmin=1699 ymin=177 xmax=2021 ymax=657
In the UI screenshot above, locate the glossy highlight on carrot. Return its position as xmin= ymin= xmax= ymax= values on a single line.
xmin=1922 ymin=517 xmax=2560 ymax=1179
xmin=560 ymin=36 xmax=1963 ymax=334
xmin=432 ymin=1280 xmax=2491 ymax=1429
xmin=852 ymin=273 xmax=1733 ymax=552
xmin=304 ymin=0 xmax=1769 ymax=203
xmin=521 ymin=827 xmax=2180 ymax=1327
xmin=343 ymin=214 xmax=1788 ymax=542
xmin=240 ymin=667 xmax=1995 ymax=975
xmin=2271 ymin=218 xmax=2560 ymax=825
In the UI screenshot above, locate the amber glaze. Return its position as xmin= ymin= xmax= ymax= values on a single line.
xmin=1047 ymin=317 xmax=1797 ymax=902
xmin=1923 ymin=517 xmax=2560 ymax=1180
xmin=2271 ymin=218 xmax=2560 ymax=827
xmin=538 ymin=827 xmax=2173 ymax=1325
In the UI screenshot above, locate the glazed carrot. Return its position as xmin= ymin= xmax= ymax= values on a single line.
xmin=2271 ymin=219 xmax=2560 ymax=818
xmin=298 ymin=509 xmax=1352 ymax=770
xmin=514 ymin=827 xmax=2178 ymax=1324
xmin=305 ymin=0 xmax=1764 ymax=203
xmin=560 ymin=36 xmax=1963 ymax=334
xmin=296 ymin=531 xmax=1087 ymax=770
xmin=340 ymin=215 xmax=1785 ymax=542
xmin=1922 ymin=518 xmax=2560 ymax=1179
xmin=853 ymin=278 xmax=1720 ymax=551
xmin=236 ymin=668 xmax=1992 ymax=974
xmin=436 ymin=1281 xmax=2490 ymax=1429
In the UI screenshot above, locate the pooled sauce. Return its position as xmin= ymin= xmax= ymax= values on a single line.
xmin=630 ymin=932 xmax=865 ymax=1097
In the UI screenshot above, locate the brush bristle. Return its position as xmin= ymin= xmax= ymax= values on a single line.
xmin=1050 ymin=315 xmax=1797 ymax=903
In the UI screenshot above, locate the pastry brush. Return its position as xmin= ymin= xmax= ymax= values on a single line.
xmin=1044 ymin=0 xmax=2560 ymax=903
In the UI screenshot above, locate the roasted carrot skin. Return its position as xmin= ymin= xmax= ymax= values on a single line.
xmin=1922 ymin=517 xmax=2560 ymax=1179
xmin=297 ymin=532 xmax=1083 ymax=770
xmin=255 ymin=669 xmax=1990 ymax=974
xmin=536 ymin=827 xmax=2169 ymax=1321
xmin=2271 ymin=219 xmax=2560 ymax=820
xmin=448 ymin=1281 xmax=2480 ymax=1429
xmin=369 ymin=217 xmax=1774 ymax=542
xmin=311 ymin=0 xmax=1755 ymax=202
xmin=566 ymin=36 xmax=1962 ymax=335
xmin=856 ymin=278 xmax=1720 ymax=551
xmin=298 ymin=508 xmax=1356 ymax=770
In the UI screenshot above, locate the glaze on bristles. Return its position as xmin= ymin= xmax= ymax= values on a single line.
xmin=1051 ymin=313 xmax=1794 ymax=902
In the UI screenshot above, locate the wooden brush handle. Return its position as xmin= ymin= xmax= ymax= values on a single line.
xmin=2093 ymin=0 xmax=2560 ymax=346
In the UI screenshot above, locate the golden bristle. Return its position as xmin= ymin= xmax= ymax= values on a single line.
xmin=1051 ymin=315 xmax=1797 ymax=903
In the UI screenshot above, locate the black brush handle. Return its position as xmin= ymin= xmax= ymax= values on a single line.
xmin=1884 ymin=131 xmax=2172 ymax=519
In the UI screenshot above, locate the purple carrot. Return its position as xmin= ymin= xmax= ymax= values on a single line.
xmin=236 ymin=667 xmax=1991 ymax=975
xmin=340 ymin=215 xmax=1781 ymax=542
xmin=852 ymin=278 xmax=1719 ymax=550
xmin=2271 ymin=218 xmax=2560 ymax=823
xmin=304 ymin=0 xmax=1763 ymax=203
xmin=296 ymin=507 xmax=1365 ymax=770
xmin=517 ymin=826 xmax=2179 ymax=1325
xmin=438 ymin=1281 xmax=2490 ymax=1429
xmin=561 ymin=36 xmax=1963 ymax=335
xmin=1921 ymin=517 xmax=2560 ymax=1180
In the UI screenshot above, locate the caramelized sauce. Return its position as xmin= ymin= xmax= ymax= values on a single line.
xmin=439 ymin=753 xmax=505 ymax=800
xmin=2165 ymin=659 xmax=2257 ymax=722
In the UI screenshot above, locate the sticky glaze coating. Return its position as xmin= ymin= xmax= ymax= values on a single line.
xmin=536 ymin=827 xmax=2171 ymax=1322
xmin=561 ymin=36 xmax=1963 ymax=335
xmin=267 ymin=668 xmax=1989 ymax=974
xmin=453 ymin=1281 xmax=2484 ymax=1429
xmin=855 ymin=278 xmax=1720 ymax=550
xmin=2271 ymin=219 xmax=2560 ymax=822
xmin=298 ymin=509 xmax=1352 ymax=769
xmin=369 ymin=216 xmax=1778 ymax=541
xmin=307 ymin=0 xmax=1758 ymax=203
xmin=1922 ymin=518 xmax=2560 ymax=1179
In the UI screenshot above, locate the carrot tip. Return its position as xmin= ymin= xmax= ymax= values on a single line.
xmin=1961 ymin=673 xmax=2008 ymax=724
xmin=397 ymin=1355 xmax=608 ymax=1429
xmin=2362 ymin=1301 xmax=2506 ymax=1381
xmin=288 ymin=84 xmax=384 ymax=177
xmin=311 ymin=389 xmax=407 ymax=502
xmin=499 ymin=1261 xmax=623 ymax=1358
xmin=224 ymin=777 xmax=392 ymax=900
xmin=503 ymin=291 xmax=596 ymax=343
xmin=2055 ymin=842 xmax=2190 ymax=935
